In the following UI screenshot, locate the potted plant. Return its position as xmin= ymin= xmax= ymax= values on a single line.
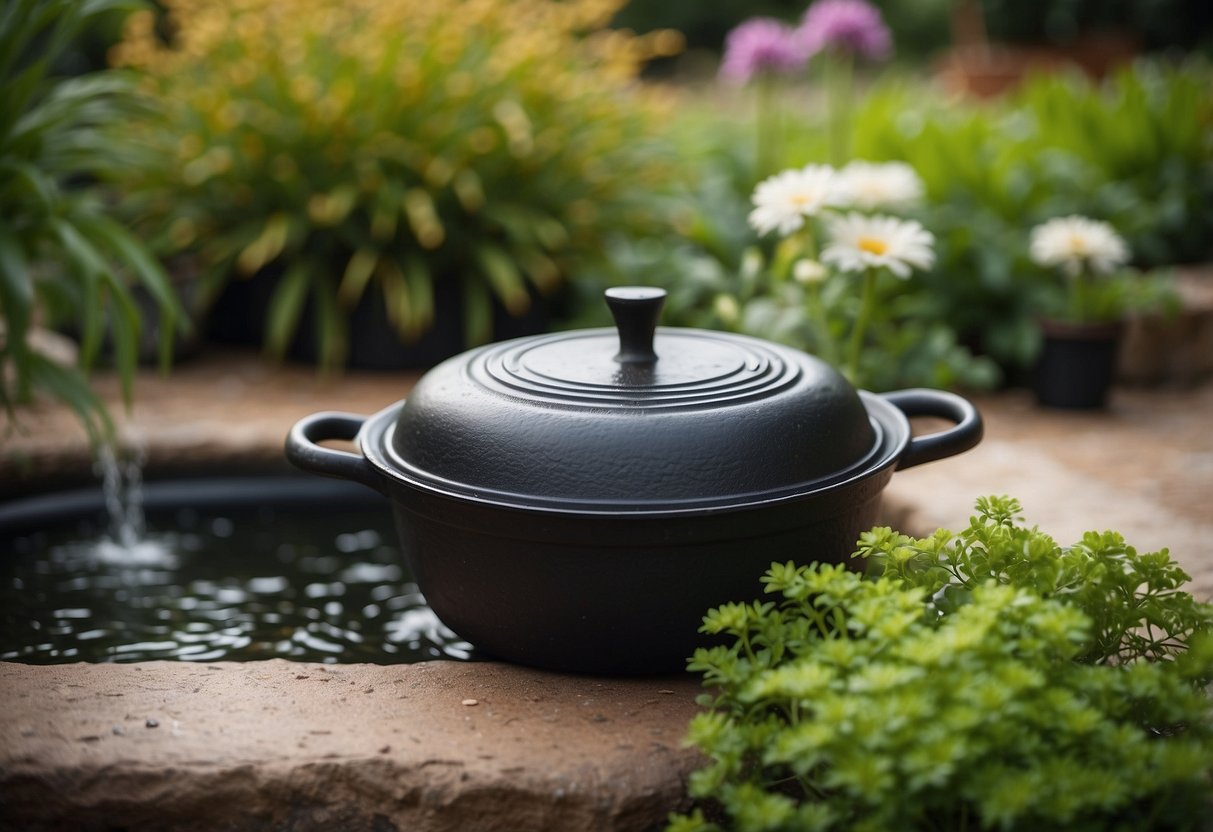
xmin=110 ymin=0 xmax=683 ymax=371
xmin=0 ymin=0 xmax=184 ymax=443
xmin=1027 ymin=214 xmax=1171 ymax=409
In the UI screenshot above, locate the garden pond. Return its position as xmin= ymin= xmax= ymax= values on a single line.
xmin=0 ymin=470 xmax=474 ymax=665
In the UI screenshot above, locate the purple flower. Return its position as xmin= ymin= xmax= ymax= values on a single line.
xmin=720 ymin=17 xmax=810 ymax=84
xmin=799 ymin=0 xmax=892 ymax=61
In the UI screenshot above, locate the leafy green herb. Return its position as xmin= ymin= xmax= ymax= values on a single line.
xmin=1031 ymin=265 xmax=1179 ymax=327
xmin=859 ymin=495 xmax=1213 ymax=666
xmin=672 ymin=498 xmax=1213 ymax=831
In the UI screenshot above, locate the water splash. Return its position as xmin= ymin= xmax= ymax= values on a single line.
xmin=91 ymin=440 xmax=177 ymax=567
xmin=96 ymin=441 xmax=143 ymax=546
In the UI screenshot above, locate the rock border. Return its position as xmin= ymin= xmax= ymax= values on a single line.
xmin=0 ymin=660 xmax=704 ymax=832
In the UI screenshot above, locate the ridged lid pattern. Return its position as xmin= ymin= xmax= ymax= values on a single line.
xmin=472 ymin=329 xmax=801 ymax=409
xmin=385 ymin=288 xmax=879 ymax=509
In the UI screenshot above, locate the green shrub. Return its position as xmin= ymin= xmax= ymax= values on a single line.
xmin=656 ymin=60 xmax=1195 ymax=370
xmin=672 ymin=497 xmax=1213 ymax=831
xmin=860 ymin=495 xmax=1213 ymax=664
xmin=1012 ymin=62 xmax=1213 ymax=266
xmin=590 ymin=60 xmax=1205 ymax=386
xmin=1 ymin=0 xmax=183 ymax=442
xmin=854 ymin=60 xmax=1213 ymax=267
xmin=848 ymin=60 xmax=1212 ymax=367
xmin=111 ymin=0 xmax=683 ymax=368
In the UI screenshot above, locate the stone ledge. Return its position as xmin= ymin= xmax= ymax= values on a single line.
xmin=0 ymin=660 xmax=703 ymax=831
xmin=1121 ymin=265 xmax=1213 ymax=386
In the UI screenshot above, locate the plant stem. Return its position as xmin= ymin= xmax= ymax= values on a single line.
xmin=1070 ymin=267 xmax=1087 ymax=322
xmin=790 ymin=229 xmax=839 ymax=364
xmin=825 ymin=49 xmax=854 ymax=167
xmin=740 ymin=630 xmax=757 ymax=663
xmin=808 ymin=281 xmax=837 ymax=364
xmin=847 ymin=268 xmax=877 ymax=383
xmin=755 ymin=74 xmax=781 ymax=178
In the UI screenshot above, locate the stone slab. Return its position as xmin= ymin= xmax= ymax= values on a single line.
xmin=0 ymin=349 xmax=423 ymax=499
xmin=886 ymin=383 xmax=1213 ymax=600
xmin=0 ymin=660 xmax=703 ymax=831
xmin=1120 ymin=265 xmax=1213 ymax=385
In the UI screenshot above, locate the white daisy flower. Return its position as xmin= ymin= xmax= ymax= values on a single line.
xmin=747 ymin=164 xmax=838 ymax=237
xmin=792 ymin=259 xmax=828 ymax=284
xmin=821 ymin=212 xmax=934 ymax=278
xmin=1029 ymin=215 xmax=1129 ymax=277
xmin=834 ymin=160 xmax=924 ymax=210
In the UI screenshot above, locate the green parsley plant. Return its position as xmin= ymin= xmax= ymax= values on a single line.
xmin=859 ymin=495 xmax=1213 ymax=666
xmin=672 ymin=498 xmax=1213 ymax=832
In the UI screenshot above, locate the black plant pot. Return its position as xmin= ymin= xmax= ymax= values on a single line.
xmin=204 ymin=269 xmax=278 ymax=347
xmin=1032 ymin=319 xmax=1124 ymax=410
xmin=205 ymin=268 xmax=556 ymax=370
xmin=291 ymin=279 xmax=554 ymax=371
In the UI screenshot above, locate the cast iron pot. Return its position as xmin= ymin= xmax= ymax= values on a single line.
xmin=286 ymin=288 xmax=983 ymax=674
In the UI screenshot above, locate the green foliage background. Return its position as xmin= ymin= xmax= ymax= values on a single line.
xmin=851 ymin=61 xmax=1211 ymax=365
xmin=0 ymin=0 xmax=183 ymax=442
xmin=597 ymin=59 xmax=1210 ymax=384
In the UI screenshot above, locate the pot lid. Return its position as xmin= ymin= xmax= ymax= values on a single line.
xmin=382 ymin=287 xmax=881 ymax=510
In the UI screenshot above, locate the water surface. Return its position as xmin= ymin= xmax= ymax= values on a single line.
xmin=1 ymin=500 xmax=472 ymax=664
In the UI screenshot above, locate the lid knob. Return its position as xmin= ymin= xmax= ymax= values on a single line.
xmin=605 ymin=286 xmax=665 ymax=365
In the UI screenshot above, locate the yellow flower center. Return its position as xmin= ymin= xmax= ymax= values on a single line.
xmin=790 ymin=193 xmax=811 ymax=207
xmin=858 ymin=236 xmax=888 ymax=256
xmin=1068 ymin=234 xmax=1087 ymax=255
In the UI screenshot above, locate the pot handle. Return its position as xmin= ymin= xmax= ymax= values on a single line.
xmin=285 ymin=411 xmax=387 ymax=495
xmin=882 ymin=389 xmax=983 ymax=471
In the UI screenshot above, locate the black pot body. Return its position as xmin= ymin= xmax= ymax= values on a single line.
xmin=1033 ymin=322 xmax=1122 ymax=410
xmin=385 ymin=469 xmax=891 ymax=674
xmin=285 ymin=380 xmax=983 ymax=675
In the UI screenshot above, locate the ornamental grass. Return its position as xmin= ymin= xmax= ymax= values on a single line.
xmin=110 ymin=0 xmax=683 ymax=367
